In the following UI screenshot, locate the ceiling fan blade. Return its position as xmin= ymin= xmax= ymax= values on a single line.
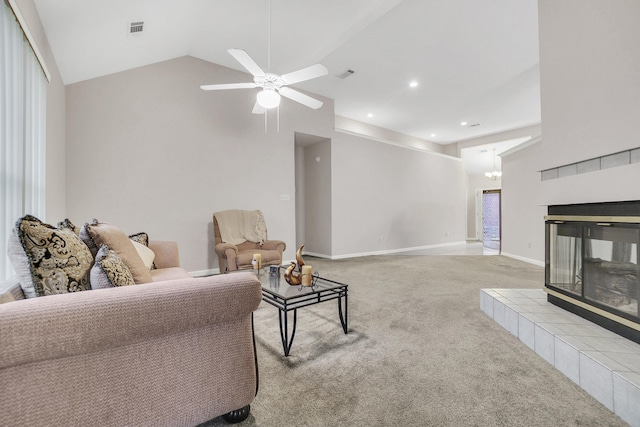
xmin=228 ymin=48 xmax=266 ymax=77
xmin=252 ymin=100 xmax=266 ymax=114
xmin=280 ymin=64 xmax=328 ymax=85
xmin=279 ymin=87 xmax=323 ymax=109
xmin=200 ymin=82 xmax=257 ymax=91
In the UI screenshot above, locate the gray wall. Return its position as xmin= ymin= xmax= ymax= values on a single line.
xmin=501 ymin=0 xmax=640 ymax=264
xmin=66 ymin=56 xmax=333 ymax=272
xmin=538 ymin=0 xmax=640 ymax=170
xmin=537 ymin=0 xmax=640 ymax=206
xmin=15 ymin=0 xmax=67 ymax=222
xmin=65 ymin=55 xmax=466 ymax=272
xmin=331 ymin=134 xmax=466 ymax=256
xmin=501 ymin=140 xmax=545 ymax=264
xmin=303 ymin=140 xmax=332 ymax=256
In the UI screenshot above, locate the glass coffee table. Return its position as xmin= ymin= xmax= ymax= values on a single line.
xmin=257 ymin=266 xmax=348 ymax=356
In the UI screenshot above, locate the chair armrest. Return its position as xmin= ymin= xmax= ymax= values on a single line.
xmin=216 ymin=243 xmax=239 ymax=271
xmin=149 ymin=240 xmax=180 ymax=268
xmin=261 ymin=239 xmax=286 ymax=253
xmin=0 ymin=273 xmax=262 ymax=370
xmin=215 ymin=242 xmax=238 ymax=258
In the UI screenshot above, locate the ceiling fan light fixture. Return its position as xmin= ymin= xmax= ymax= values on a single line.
xmin=257 ymin=89 xmax=281 ymax=109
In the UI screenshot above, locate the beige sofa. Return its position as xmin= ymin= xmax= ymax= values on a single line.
xmin=0 ymin=239 xmax=262 ymax=426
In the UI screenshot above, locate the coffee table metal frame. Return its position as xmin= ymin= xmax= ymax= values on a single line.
xmin=261 ymin=274 xmax=348 ymax=356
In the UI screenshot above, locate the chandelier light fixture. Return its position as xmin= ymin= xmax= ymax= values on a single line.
xmin=485 ymin=148 xmax=502 ymax=180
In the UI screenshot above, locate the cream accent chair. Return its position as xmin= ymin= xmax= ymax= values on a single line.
xmin=214 ymin=211 xmax=286 ymax=272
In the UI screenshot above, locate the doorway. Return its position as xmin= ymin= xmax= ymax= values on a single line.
xmin=482 ymin=190 xmax=501 ymax=252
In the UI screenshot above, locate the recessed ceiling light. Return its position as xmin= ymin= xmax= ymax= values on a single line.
xmin=460 ymin=121 xmax=468 ymax=126
xmin=409 ymin=81 xmax=418 ymax=88
xmin=367 ymin=113 xmax=373 ymax=118
xmin=430 ymin=133 xmax=436 ymax=138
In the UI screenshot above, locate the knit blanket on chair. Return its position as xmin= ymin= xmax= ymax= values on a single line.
xmin=215 ymin=209 xmax=268 ymax=245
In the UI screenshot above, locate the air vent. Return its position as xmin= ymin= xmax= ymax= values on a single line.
xmin=129 ymin=21 xmax=144 ymax=34
xmin=337 ymin=69 xmax=355 ymax=79
xmin=469 ymin=123 xmax=481 ymax=127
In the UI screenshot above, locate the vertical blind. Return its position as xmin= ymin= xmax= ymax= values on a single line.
xmin=0 ymin=2 xmax=47 ymax=283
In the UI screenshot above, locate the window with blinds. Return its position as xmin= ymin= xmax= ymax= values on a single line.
xmin=1 ymin=2 xmax=47 ymax=286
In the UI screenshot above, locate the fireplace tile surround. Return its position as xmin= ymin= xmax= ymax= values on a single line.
xmin=481 ymin=288 xmax=640 ymax=427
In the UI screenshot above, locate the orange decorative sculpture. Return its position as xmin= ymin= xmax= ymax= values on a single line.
xmin=284 ymin=245 xmax=305 ymax=286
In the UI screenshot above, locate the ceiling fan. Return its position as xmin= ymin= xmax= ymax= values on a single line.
xmin=200 ymin=48 xmax=328 ymax=114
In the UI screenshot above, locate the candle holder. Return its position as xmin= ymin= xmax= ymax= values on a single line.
xmin=252 ymin=253 xmax=262 ymax=272
xmin=298 ymin=272 xmax=320 ymax=291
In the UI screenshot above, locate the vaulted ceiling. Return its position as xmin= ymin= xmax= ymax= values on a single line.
xmin=33 ymin=0 xmax=540 ymax=146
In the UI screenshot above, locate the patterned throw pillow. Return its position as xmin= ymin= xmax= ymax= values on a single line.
xmin=57 ymin=218 xmax=79 ymax=235
xmin=90 ymin=245 xmax=135 ymax=288
xmin=11 ymin=215 xmax=92 ymax=297
xmin=129 ymin=232 xmax=156 ymax=270
xmin=79 ymin=219 xmax=100 ymax=258
xmin=129 ymin=232 xmax=149 ymax=247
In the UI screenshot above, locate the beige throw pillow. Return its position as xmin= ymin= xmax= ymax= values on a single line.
xmin=85 ymin=222 xmax=153 ymax=284
xmin=131 ymin=240 xmax=155 ymax=270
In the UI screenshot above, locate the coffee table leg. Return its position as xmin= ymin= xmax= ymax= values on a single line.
xmin=338 ymin=294 xmax=348 ymax=334
xmin=278 ymin=308 xmax=297 ymax=356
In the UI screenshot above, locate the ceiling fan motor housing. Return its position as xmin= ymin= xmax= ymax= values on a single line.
xmin=255 ymin=74 xmax=284 ymax=90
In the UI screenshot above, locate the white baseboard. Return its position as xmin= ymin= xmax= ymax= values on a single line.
xmin=298 ymin=252 xmax=331 ymax=260
xmin=303 ymin=241 xmax=468 ymax=260
xmin=189 ymin=268 xmax=220 ymax=277
xmin=500 ymin=252 xmax=544 ymax=267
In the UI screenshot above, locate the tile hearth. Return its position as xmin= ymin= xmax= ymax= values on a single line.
xmin=481 ymin=288 xmax=640 ymax=427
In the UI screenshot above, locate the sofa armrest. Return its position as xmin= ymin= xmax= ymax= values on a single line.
xmin=261 ymin=239 xmax=286 ymax=253
xmin=0 ymin=273 xmax=261 ymax=370
xmin=149 ymin=240 xmax=180 ymax=268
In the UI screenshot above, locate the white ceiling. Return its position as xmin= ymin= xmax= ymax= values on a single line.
xmin=33 ymin=0 xmax=540 ymax=147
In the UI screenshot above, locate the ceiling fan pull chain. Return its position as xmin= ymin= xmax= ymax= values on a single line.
xmin=264 ymin=109 xmax=268 ymax=134
xmin=267 ymin=0 xmax=271 ymax=70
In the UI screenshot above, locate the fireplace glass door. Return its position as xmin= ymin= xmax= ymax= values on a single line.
xmin=546 ymin=220 xmax=640 ymax=320
xmin=583 ymin=224 xmax=639 ymax=317
xmin=546 ymin=222 xmax=583 ymax=297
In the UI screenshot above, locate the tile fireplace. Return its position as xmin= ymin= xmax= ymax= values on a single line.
xmin=545 ymin=201 xmax=640 ymax=344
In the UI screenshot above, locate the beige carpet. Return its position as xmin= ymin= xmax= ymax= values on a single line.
xmin=202 ymin=255 xmax=628 ymax=426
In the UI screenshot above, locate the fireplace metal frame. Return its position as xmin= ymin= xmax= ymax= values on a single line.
xmin=545 ymin=202 xmax=640 ymax=344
